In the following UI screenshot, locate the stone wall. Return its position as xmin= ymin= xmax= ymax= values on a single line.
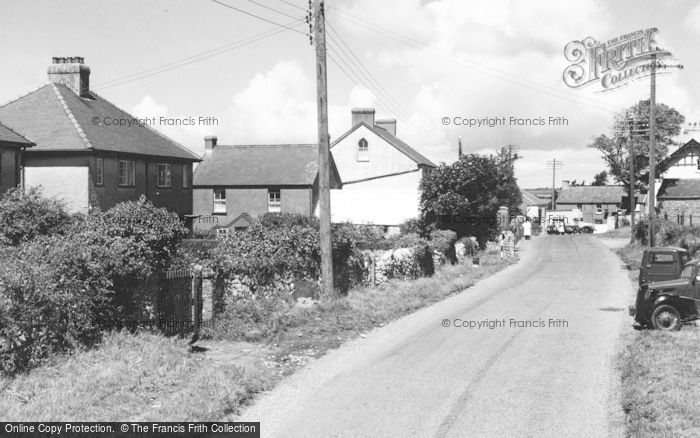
xmin=659 ymin=199 xmax=700 ymax=224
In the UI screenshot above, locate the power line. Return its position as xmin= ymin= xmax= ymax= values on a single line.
xmin=330 ymin=8 xmax=623 ymax=115
xmin=94 ymin=22 xmax=303 ymax=90
xmin=210 ymin=0 xmax=307 ymax=35
xmin=325 ymin=26 xmax=444 ymax=149
xmin=275 ymin=0 xmax=307 ymax=11
xmin=245 ymin=0 xmax=302 ymax=21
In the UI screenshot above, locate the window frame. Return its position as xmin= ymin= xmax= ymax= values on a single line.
xmin=268 ymin=189 xmax=281 ymax=213
xmin=595 ymin=203 xmax=602 ymax=214
xmin=117 ymin=160 xmax=135 ymax=187
xmin=156 ymin=163 xmax=172 ymax=188
xmin=357 ymin=138 xmax=369 ymax=162
xmin=95 ymin=156 xmax=104 ymax=186
xmin=213 ymin=188 xmax=226 ymax=214
xmin=182 ymin=163 xmax=189 ymax=188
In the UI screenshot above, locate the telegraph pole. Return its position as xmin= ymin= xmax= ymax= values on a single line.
xmin=628 ymin=127 xmax=636 ymax=243
xmin=546 ymin=159 xmax=563 ymax=211
xmin=648 ymin=52 xmax=657 ymax=247
xmin=313 ymin=0 xmax=334 ymax=296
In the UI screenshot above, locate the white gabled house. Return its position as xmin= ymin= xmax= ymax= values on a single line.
xmin=330 ymin=108 xmax=436 ymax=230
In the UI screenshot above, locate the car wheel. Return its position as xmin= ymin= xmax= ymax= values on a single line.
xmin=650 ymin=304 xmax=682 ymax=331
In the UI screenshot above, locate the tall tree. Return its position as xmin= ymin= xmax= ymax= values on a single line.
xmin=588 ymin=100 xmax=684 ymax=187
xmin=419 ymin=153 xmax=521 ymax=244
xmin=591 ymin=170 xmax=608 ymax=186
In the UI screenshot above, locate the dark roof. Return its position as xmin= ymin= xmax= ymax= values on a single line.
xmin=657 ymin=179 xmax=700 ymax=199
xmin=0 ymin=84 xmax=199 ymax=161
xmin=0 ymin=121 xmax=33 ymax=146
xmin=331 ymin=121 xmax=436 ymax=167
xmin=521 ymin=190 xmax=549 ymax=206
xmin=658 ymin=139 xmax=700 ymax=173
xmin=524 ymin=188 xmax=554 ymax=199
xmin=556 ymin=185 xmax=626 ymax=204
xmin=193 ymin=144 xmax=342 ymax=187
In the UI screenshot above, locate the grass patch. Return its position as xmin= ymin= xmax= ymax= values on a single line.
xmin=619 ymin=329 xmax=700 ymax=437
xmin=601 ymin=226 xmax=632 ymax=239
xmin=208 ymin=252 xmax=514 ymax=360
xmin=615 ymin=241 xmax=700 ymax=437
xmin=0 ymin=331 xmax=266 ymax=421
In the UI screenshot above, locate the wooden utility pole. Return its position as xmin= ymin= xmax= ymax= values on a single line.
xmin=648 ymin=52 xmax=657 ymax=247
xmin=546 ymin=159 xmax=563 ymax=211
xmin=313 ymin=0 xmax=334 ymax=296
xmin=628 ymin=128 xmax=636 ymax=244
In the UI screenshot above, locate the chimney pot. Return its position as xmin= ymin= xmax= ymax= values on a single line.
xmin=351 ymin=107 xmax=375 ymax=127
xmin=375 ymin=118 xmax=397 ymax=136
xmin=47 ymin=56 xmax=90 ymax=97
xmin=204 ymin=136 xmax=218 ymax=155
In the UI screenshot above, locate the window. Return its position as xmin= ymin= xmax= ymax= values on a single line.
xmin=182 ymin=164 xmax=189 ymax=188
xmin=576 ymin=204 xmax=582 ymax=211
xmin=357 ymin=138 xmax=369 ymax=162
xmin=95 ymin=157 xmax=104 ymax=185
xmin=213 ymin=189 xmax=226 ymax=214
xmin=216 ymin=228 xmax=230 ymax=239
xmin=118 ymin=160 xmax=135 ymax=187
xmin=651 ymin=253 xmax=675 ymax=264
xmin=156 ymin=163 xmax=171 ymax=188
xmin=595 ymin=203 xmax=602 ymax=214
xmin=268 ymin=189 xmax=281 ymax=213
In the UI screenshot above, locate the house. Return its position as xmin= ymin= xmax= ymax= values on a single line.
xmin=330 ymin=108 xmax=437 ymax=230
xmin=555 ymin=181 xmax=645 ymax=231
xmin=657 ymin=139 xmax=700 ymax=221
xmin=0 ymin=57 xmax=200 ymax=216
xmin=0 ymin=122 xmax=34 ymax=193
xmin=520 ymin=190 xmax=549 ymax=222
xmin=192 ymin=136 xmax=342 ymax=236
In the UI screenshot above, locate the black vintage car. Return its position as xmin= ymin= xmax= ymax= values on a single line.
xmin=630 ymin=258 xmax=700 ymax=330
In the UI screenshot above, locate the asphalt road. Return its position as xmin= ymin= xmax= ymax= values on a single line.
xmin=240 ymin=235 xmax=633 ymax=438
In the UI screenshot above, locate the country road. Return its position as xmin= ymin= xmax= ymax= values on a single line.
xmin=240 ymin=235 xmax=634 ymax=438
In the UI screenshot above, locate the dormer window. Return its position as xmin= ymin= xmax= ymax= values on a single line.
xmin=357 ymin=138 xmax=369 ymax=162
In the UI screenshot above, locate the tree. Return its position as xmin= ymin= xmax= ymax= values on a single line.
xmin=419 ymin=153 xmax=521 ymax=245
xmin=588 ymin=100 xmax=684 ymax=188
xmin=592 ymin=170 xmax=608 ymax=186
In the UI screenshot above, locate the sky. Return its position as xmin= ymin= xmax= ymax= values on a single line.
xmin=1 ymin=0 xmax=699 ymax=188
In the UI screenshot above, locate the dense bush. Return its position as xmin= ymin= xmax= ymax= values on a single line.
xmin=257 ymin=212 xmax=319 ymax=230
xmin=0 ymin=197 xmax=188 ymax=375
xmin=0 ymin=187 xmax=74 ymax=246
xmin=429 ymin=229 xmax=457 ymax=263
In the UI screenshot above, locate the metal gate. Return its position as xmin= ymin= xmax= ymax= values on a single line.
xmin=157 ymin=266 xmax=203 ymax=336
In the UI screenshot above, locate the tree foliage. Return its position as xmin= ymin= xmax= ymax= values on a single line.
xmin=0 ymin=187 xmax=74 ymax=246
xmin=592 ymin=170 xmax=608 ymax=186
xmin=419 ymin=152 xmax=522 ymax=244
xmin=588 ymin=100 xmax=684 ymax=187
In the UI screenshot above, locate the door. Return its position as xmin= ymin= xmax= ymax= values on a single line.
xmin=646 ymin=252 xmax=678 ymax=283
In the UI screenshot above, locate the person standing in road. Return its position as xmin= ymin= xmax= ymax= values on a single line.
xmin=523 ymin=220 xmax=532 ymax=240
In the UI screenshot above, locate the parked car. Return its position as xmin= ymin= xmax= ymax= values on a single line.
xmin=638 ymin=246 xmax=689 ymax=286
xmin=629 ymin=258 xmax=700 ymax=330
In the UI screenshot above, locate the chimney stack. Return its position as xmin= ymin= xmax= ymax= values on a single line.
xmin=47 ymin=57 xmax=90 ymax=97
xmin=351 ymin=108 xmax=375 ymax=127
xmin=204 ymin=136 xmax=217 ymax=155
xmin=561 ymin=180 xmax=570 ymax=190
xmin=375 ymin=118 xmax=397 ymax=136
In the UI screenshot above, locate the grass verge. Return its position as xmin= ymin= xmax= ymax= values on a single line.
xmin=0 ymin=331 xmax=265 ymax=421
xmin=0 ymin=251 xmax=515 ymax=421
xmin=615 ymin=242 xmax=700 ymax=437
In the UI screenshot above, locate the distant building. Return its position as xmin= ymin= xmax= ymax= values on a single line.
xmin=0 ymin=57 xmax=200 ymax=215
xmin=657 ymin=139 xmax=700 ymax=221
xmin=330 ymin=108 xmax=436 ymax=230
xmin=520 ymin=190 xmax=548 ymax=221
xmin=0 ymin=122 xmax=33 ymax=193
xmin=192 ymin=137 xmax=342 ymax=236
xmin=555 ymin=181 xmax=645 ymax=231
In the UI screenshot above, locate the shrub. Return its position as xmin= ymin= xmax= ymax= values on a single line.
xmin=457 ymin=236 xmax=479 ymax=257
xmin=429 ymin=229 xmax=457 ymax=263
xmin=0 ymin=232 xmax=122 ymax=375
xmin=257 ymin=212 xmax=319 ymax=230
xmin=0 ymin=187 xmax=74 ymax=246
